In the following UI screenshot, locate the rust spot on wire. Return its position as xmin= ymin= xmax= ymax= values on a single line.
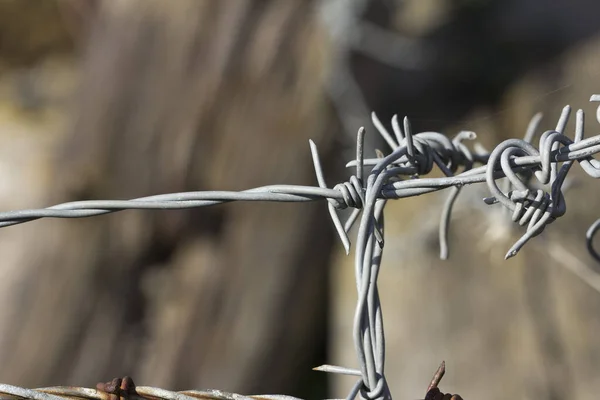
xmin=96 ymin=377 xmax=136 ymax=400
xmin=424 ymin=362 xmax=464 ymax=400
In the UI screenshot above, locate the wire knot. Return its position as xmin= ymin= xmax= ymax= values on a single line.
xmin=309 ymin=127 xmax=369 ymax=254
xmin=359 ymin=375 xmax=388 ymax=400
xmin=401 ymin=137 xmax=435 ymax=176
xmin=484 ymin=105 xmax=585 ymax=259
xmin=485 ymin=138 xmax=564 ymax=259
xmin=332 ymin=176 xmax=364 ymax=210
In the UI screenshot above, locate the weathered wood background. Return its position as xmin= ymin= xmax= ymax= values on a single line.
xmin=0 ymin=1 xmax=599 ymax=399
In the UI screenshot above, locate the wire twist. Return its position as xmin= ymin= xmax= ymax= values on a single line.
xmin=0 ymin=382 xmax=303 ymax=400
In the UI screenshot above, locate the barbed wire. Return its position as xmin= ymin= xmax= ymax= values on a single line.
xmin=0 ymin=367 xmax=459 ymax=400
xmin=0 ymin=377 xmax=304 ymax=400
xmin=2 ymin=95 xmax=600 ymax=400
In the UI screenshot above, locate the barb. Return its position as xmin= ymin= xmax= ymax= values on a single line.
xmin=426 ymin=361 xmax=445 ymax=394
xmin=422 ymin=361 xmax=464 ymax=400
xmin=2 ymin=96 xmax=600 ymax=400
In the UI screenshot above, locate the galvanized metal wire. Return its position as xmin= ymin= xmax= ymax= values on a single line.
xmin=1 ymin=96 xmax=600 ymax=400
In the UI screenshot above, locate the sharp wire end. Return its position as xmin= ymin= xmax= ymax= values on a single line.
xmin=505 ymin=249 xmax=517 ymax=260
xmin=556 ymin=105 xmax=571 ymax=133
xmin=310 ymin=140 xmax=328 ymax=189
xmin=575 ymin=109 xmax=584 ymax=142
xmin=328 ymin=203 xmax=351 ymax=254
xmin=391 ymin=114 xmax=404 ymax=143
xmin=427 ymin=361 xmax=446 ymax=393
xmin=356 ymin=127 xmax=365 ymax=180
xmin=312 ymin=365 xmax=362 ymax=376
xmin=403 ymin=116 xmax=415 ymax=157
xmin=371 ymin=111 xmax=381 ymax=126
xmin=483 ymin=197 xmax=497 ymax=205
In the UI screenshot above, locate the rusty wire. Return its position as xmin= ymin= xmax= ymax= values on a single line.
xmin=0 ymin=378 xmax=303 ymax=400
xmin=1 ymin=95 xmax=600 ymax=400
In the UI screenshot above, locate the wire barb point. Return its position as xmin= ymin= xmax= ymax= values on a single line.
xmin=426 ymin=361 xmax=446 ymax=393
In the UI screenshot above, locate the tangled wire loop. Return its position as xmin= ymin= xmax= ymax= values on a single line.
xmin=313 ymin=98 xmax=600 ymax=400
xmin=0 ymin=97 xmax=600 ymax=400
xmin=484 ymin=105 xmax=600 ymax=259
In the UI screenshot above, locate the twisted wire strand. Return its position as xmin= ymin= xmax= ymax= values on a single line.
xmin=0 ymin=383 xmax=302 ymax=400
xmin=1 ymin=96 xmax=600 ymax=400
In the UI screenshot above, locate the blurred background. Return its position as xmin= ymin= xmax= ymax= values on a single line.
xmin=1 ymin=1 xmax=600 ymax=399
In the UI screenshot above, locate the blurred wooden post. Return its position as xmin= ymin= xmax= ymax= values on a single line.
xmin=0 ymin=1 xmax=338 ymax=398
